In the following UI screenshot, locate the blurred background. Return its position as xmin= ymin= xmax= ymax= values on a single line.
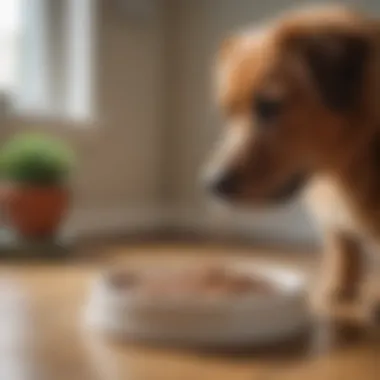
xmin=1 ymin=0 xmax=378 ymax=248
xmin=0 ymin=1 xmax=379 ymax=379
xmin=0 ymin=0 xmax=336 ymax=248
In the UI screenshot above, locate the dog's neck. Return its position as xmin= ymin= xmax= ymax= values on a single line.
xmin=325 ymin=125 xmax=380 ymax=235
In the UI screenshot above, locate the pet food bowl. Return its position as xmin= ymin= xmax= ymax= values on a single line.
xmin=84 ymin=262 xmax=311 ymax=347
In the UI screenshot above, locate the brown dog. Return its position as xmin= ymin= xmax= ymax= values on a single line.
xmin=204 ymin=5 xmax=380 ymax=315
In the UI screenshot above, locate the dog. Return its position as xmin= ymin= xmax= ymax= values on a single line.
xmin=203 ymin=5 xmax=380 ymax=317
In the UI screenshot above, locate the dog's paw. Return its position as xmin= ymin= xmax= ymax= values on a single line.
xmin=333 ymin=286 xmax=361 ymax=303
xmin=311 ymin=283 xmax=360 ymax=313
xmin=372 ymin=303 xmax=380 ymax=323
xmin=363 ymin=292 xmax=380 ymax=325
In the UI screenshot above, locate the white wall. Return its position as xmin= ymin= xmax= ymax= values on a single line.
xmin=3 ymin=0 xmax=380 ymax=245
xmin=3 ymin=0 xmax=168 ymax=236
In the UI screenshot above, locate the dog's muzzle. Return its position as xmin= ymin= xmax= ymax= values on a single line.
xmin=204 ymin=169 xmax=308 ymax=204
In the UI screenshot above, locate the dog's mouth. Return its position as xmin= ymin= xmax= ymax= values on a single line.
xmin=215 ymin=172 xmax=308 ymax=205
xmin=269 ymin=173 xmax=309 ymax=203
xmin=206 ymin=169 xmax=309 ymax=206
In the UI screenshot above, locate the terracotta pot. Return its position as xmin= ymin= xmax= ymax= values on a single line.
xmin=5 ymin=186 xmax=70 ymax=239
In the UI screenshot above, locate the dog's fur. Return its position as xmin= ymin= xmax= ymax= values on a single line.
xmin=204 ymin=5 xmax=380 ymax=313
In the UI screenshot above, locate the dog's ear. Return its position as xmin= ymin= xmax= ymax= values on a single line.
xmin=291 ymin=31 xmax=370 ymax=112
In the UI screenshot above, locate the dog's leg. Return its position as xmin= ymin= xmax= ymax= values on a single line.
xmin=314 ymin=230 xmax=364 ymax=308
xmin=361 ymin=247 xmax=380 ymax=324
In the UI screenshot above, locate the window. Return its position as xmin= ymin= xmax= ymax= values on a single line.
xmin=0 ymin=0 xmax=95 ymax=122
xmin=65 ymin=0 xmax=96 ymax=121
xmin=0 ymin=0 xmax=20 ymax=94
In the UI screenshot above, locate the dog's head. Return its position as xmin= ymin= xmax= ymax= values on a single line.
xmin=204 ymin=6 xmax=376 ymax=205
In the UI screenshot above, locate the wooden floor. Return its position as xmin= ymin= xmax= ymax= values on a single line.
xmin=0 ymin=243 xmax=379 ymax=380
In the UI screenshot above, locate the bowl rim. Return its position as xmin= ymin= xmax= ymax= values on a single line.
xmin=92 ymin=262 xmax=308 ymax=312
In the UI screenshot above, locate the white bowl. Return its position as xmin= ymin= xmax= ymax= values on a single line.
xmin=84 ymin=263 xmax=311 ymax=347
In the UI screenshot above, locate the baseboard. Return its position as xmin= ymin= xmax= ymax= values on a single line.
xmin=64 ymin=205 xmax=320 ymax=249
xmin=168 ymin=206 xmax=320 ymax=249
xmin=63 ymin=207 xmax=170 ymax=237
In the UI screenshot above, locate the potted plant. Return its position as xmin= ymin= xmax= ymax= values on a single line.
xmin=0 ymin=133 xmax=75 ymax=239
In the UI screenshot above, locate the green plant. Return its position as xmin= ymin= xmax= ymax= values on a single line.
xmin=0 ymin=133 xmax=75 ymax=186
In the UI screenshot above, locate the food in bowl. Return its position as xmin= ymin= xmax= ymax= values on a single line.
xmin=107 ymin=265 xmax=276 ymax=299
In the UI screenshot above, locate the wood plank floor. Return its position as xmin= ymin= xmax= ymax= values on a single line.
xmin=0 ymin=243 xmax=378 ymax=380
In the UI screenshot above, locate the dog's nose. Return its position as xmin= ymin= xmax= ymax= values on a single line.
xmin=209 ymin=171 xmax=239 ymax=198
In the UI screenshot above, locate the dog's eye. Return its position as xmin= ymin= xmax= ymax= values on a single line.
xmin=254 ymin=96 xmax=283 ymax=123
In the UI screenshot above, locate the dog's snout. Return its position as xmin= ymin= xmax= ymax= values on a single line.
xmin=209 ymin=171 xmax=240 ymax=198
